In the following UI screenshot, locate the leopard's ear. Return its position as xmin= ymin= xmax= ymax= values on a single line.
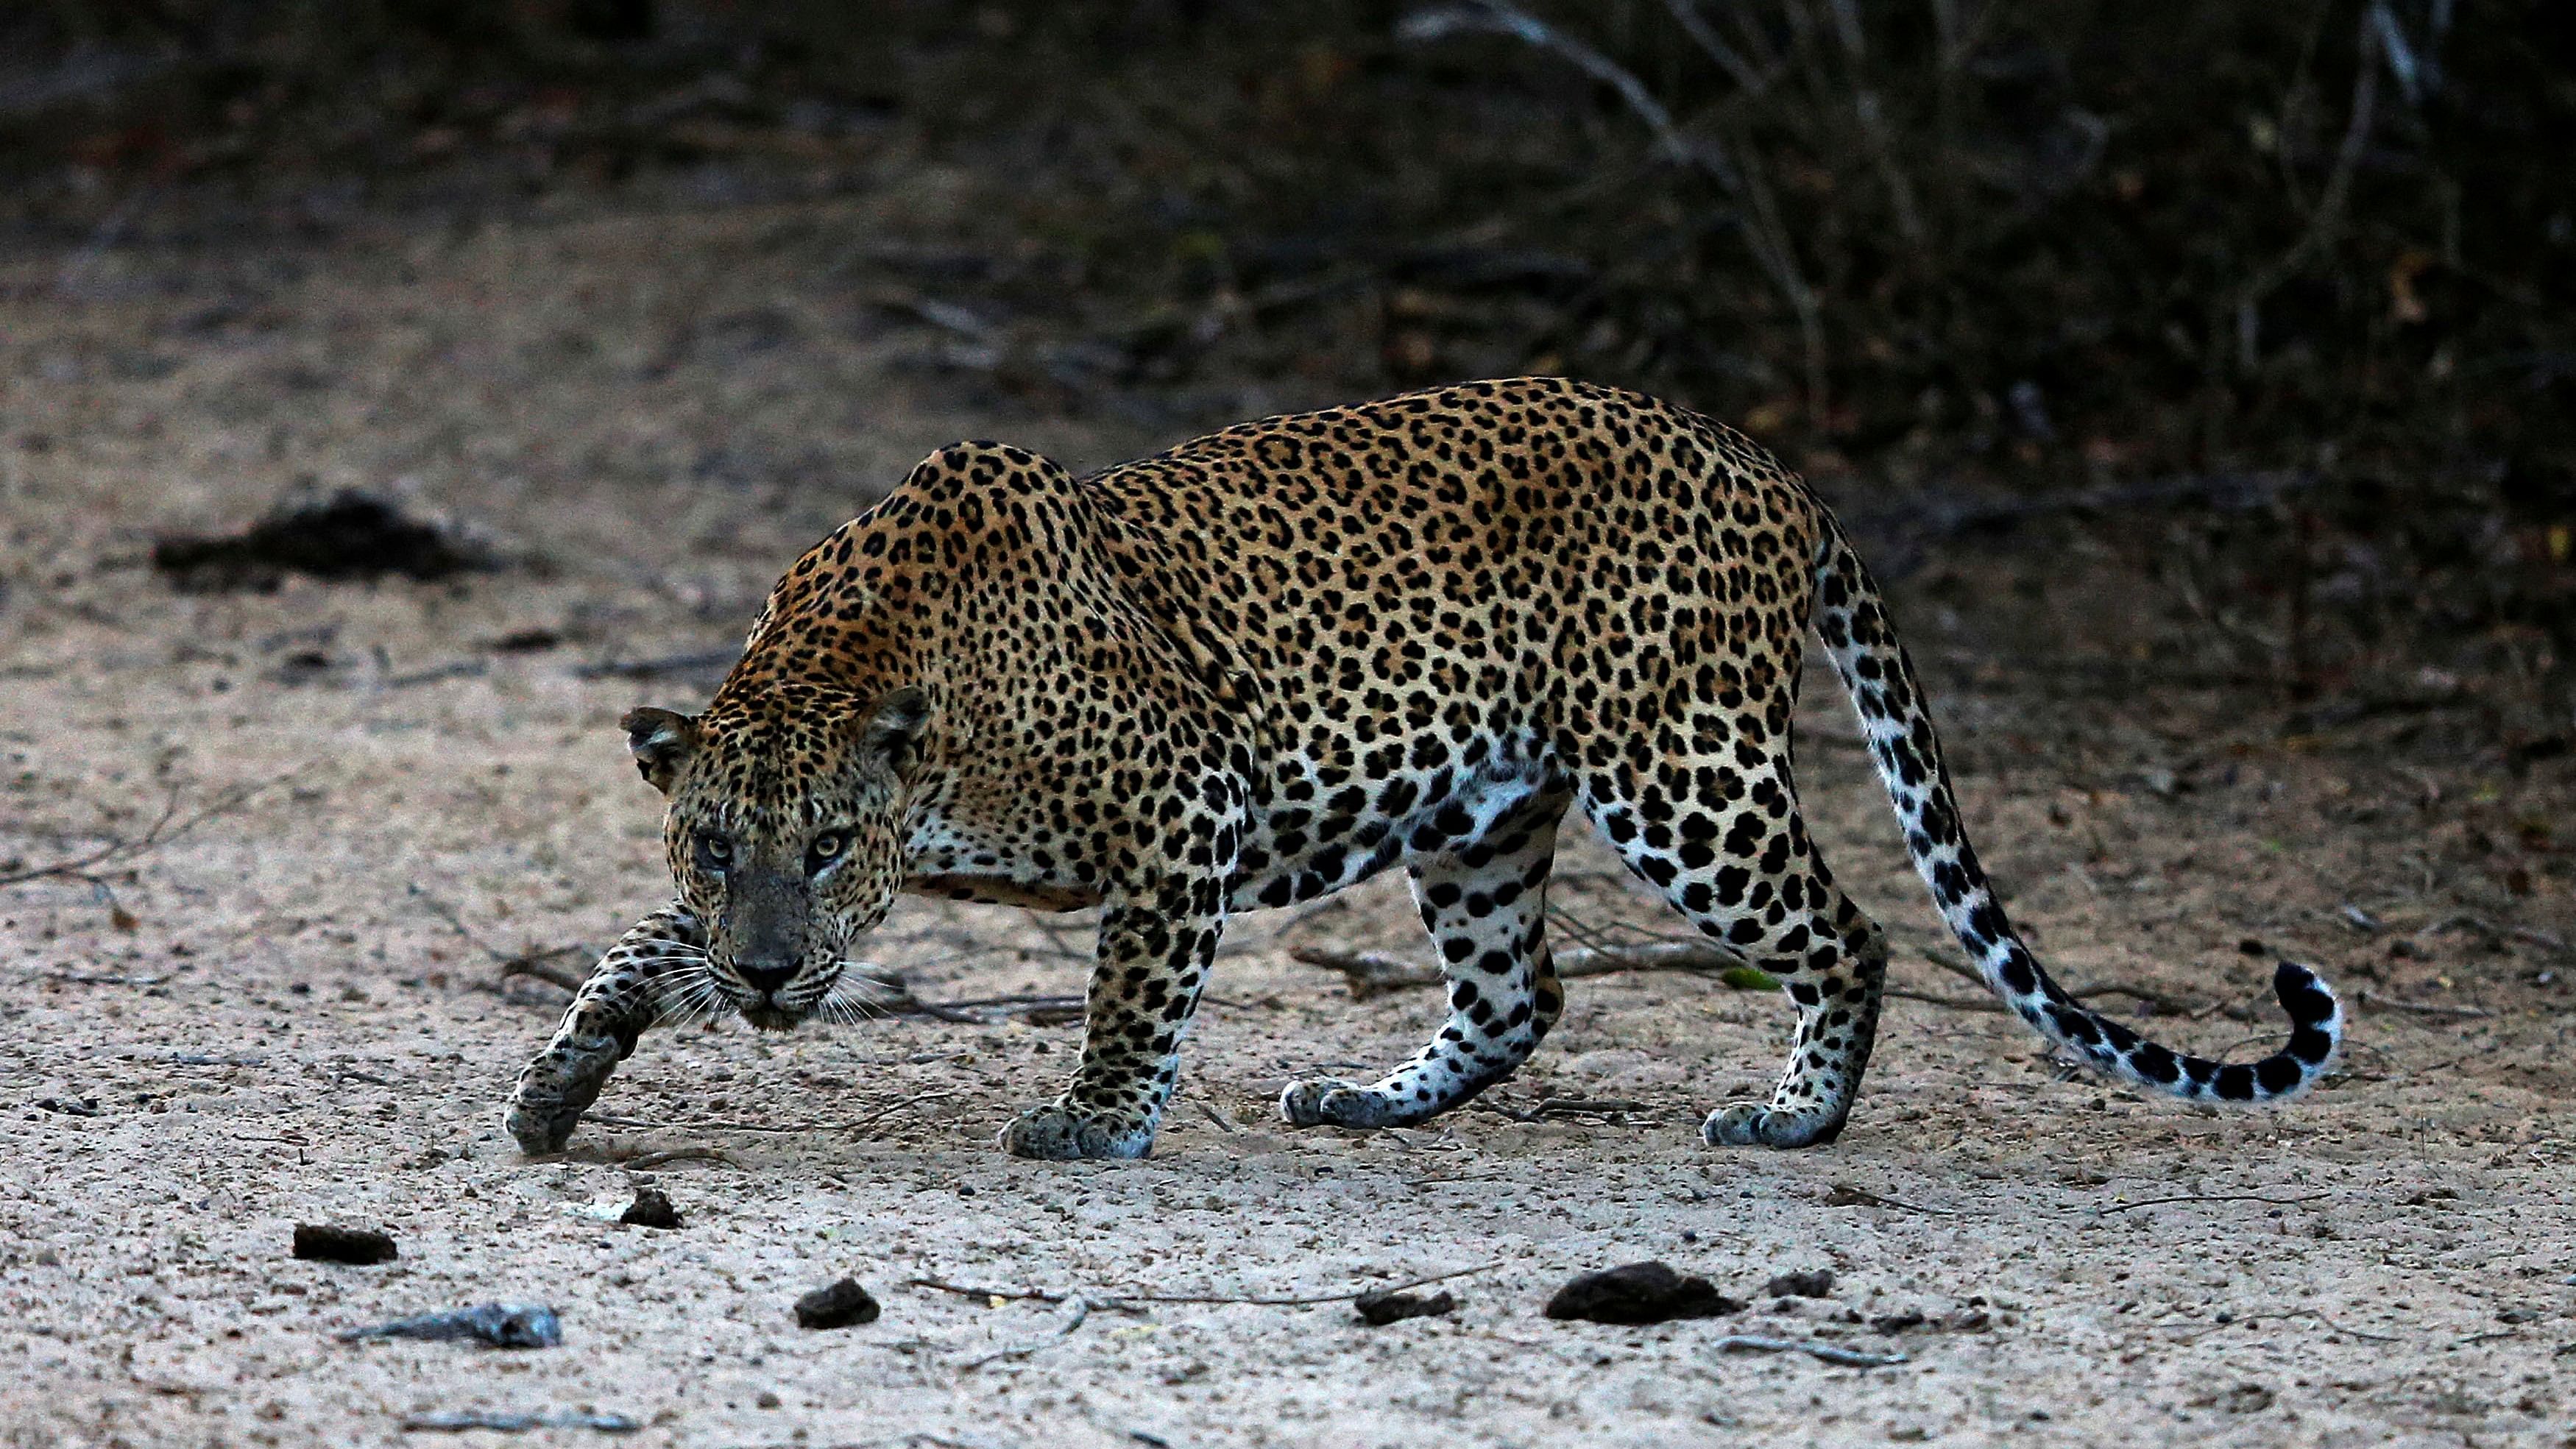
xmin=858 ymin=686 xmax=931 ymax=776
xmin=620 ymin=707 xmax=700 ymax=795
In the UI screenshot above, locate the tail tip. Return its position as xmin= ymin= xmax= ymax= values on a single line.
xmin=2271 ymin=957 xmax=2343 ymax=1079
xmin=2272 ymin=960 xmax=2341 ymax=1029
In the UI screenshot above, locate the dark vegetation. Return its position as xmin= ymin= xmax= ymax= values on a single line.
xmin=7 ymin=0 xmax=2570 ymax=731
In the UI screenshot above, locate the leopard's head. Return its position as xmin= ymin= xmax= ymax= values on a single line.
xmin=618 ymin=685 xmax=929 ymax=1030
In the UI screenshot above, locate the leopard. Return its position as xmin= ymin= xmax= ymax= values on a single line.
xmin=503 ymin=376 xmax=2342 ymax=1161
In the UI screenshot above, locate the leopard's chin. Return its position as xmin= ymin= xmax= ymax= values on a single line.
xmin=740 ymin=1002 xmax=807 ymax=1033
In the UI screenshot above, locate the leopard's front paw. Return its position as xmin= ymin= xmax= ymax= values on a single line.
xmin=1278 ymin=1077 xmax=1412 ymax=1129
xmin=1701 ymin=1101 xmax=1846 ymax=1149
xmin=999 ymin=1099 xmax=1157 ymax=1161
xmin=503 ymin=1033 xmax=623 ymax=1155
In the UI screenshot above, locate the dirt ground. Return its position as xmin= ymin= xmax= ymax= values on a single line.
xmin=3 ymin=188 xmax=2573 ymax=1449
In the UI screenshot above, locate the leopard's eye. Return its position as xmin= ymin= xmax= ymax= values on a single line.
xmin=694 ymin=834 xmax=733 ymax=873
xmin=806 ymin=831 xmax=847 ymax=875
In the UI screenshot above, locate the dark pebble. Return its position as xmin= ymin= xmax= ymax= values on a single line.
xmin=794 ymin=1278 xmax=880 ymax=1330
xmin=620 ymin=1186 xmax=682 ymax=1229
xmin=294 ymin=1224 xmax=397 ymax=1264
xmin=1544 ymin=1262 xmax=1741 ymax=1325
xmin=1354 ymin=1288 xmax=1457 ymax=1326
xmin=1765 ymin=1268 xmax=1836 ymax=1300
xmin=1870 ymin=1310 xmax=1929 ymax=1333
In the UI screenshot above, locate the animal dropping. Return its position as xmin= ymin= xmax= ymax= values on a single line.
xmin=793 ymin=1278 xmax=881 ymax=1330
xmin=1546 ymin=1262 xmax=1741 ymax=1325
xmin=292 ymin=1224 xmax=397 ymax=1264
xmin=500 ymin=378 xmax=2343 ymax=1162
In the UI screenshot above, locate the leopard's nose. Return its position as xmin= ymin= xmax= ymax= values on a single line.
xmin=736 ymin=960 xmax=796 ymax=995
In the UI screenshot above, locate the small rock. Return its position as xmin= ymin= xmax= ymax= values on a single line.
xmin=1543 ymin=1262 xmax=1741 ymax=1325
xmin=294 ymin=1225 xmax=397 ymax=1265
xmin=754 ymin=1391 xmax=782 ymax=1409
xmin=1354 ymin=1288 xmax=1457 ymax=1326
xmin=620 ymin=1186 xmax=682 ymax=1230
xmin=1869 ymin=1311 xmax=1928 ymax=1334
xmin=794 ymin=1278 xmax=880 ymax=1330
xmin=1765 ymin=1269 xmax=1836 ymax=1300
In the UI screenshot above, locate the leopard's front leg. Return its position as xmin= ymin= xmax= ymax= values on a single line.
xmin=503 ymin=902 xmax=703 ymax=1154
xmin=1000 ymin=874 xmax=1228 ymax=1161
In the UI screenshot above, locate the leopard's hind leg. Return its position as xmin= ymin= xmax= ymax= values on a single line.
xmin=1279 ymin=790 xmax=1571 ymax=1129
xmin=1579 ymin=764 xmax=1890 ymax=1148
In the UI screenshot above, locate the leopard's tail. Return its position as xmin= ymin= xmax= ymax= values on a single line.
xmin=1808 ymin=514 xmax=2342 ymax=1104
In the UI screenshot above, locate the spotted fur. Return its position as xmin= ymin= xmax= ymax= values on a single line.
xmin=502 ymin=377 xmax=2341 ymax=1160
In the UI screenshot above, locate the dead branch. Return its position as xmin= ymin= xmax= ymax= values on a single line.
xmin=1886 ymin=986 xmax=2000 ymax=1010
xmin=955 ymin=1296 xmax=1094 ymax=1372
xmin=615 ymin=1147 xmax=737 ymax=1170
xmin=0 ymin=776 xmax=282 ymax=888
xmin=2420 ymin=913 xmax=2569 ymax=955
xmin=411 ymin=883 xmax=593 ymax=992
xmin=853 ymin=974 xmax=1088 ymax=1025
xmin=1473 ymin=1097 xmax=1655 ymax=1124
xmin=1295 ymin=940 xmax=1747 ymax=1000
xmin=907 ymin=1260 xmax=1501 ymax=1312
xmin=2357 ymin=991 xmax=2491 ymax=1020
xmin=2095 ymin=1191 xmax=2328 ymax=1216
xmin=1300 ymin=939 xmax=2192 ymax=1016
xmin=587 ymin=1090 xmax=963 ymax=1138
xmin=1708 ymin=1335 xmax=1907 ymax=1368
xmin=1823 ymin=1181 xmax=1957 ymax=1215
xmin=1842 ymin=470 xmax=2321 ymax=582
xmin=1400 ymin=0 xmax=1828 ymax=414
xmin=1659 ymin=0 xmax=1771 ymax=94
xmin=497 ymin=953 xmax=588 ymax=992
xmin=2274 ymin=1307 xmax=2403 ymax=1343
xmin=2236 ymin=7 xmax=2381 ymax=368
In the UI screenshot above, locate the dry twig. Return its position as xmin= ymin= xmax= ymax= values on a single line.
xmin=954 ymin=1297 xmax=1094 ymax=1372
xmin=0 ymin=776 xmax=281 ymax=888
xmin=1823 ymin=1182 xmax=1958 ymax=1216
xmin=498 ymin=954 xmax=588 ymax=992
xmin=1709 ymin=1334 xmax=1908 ymax=1368
xmin=2357 ymin=991 xmax=2491 ymax=1020
xmin=1301 ymin=937 xmax=2187 ymax=1016
xmin=2095 ymin=1191 xmax=2327 ymax=1216
xmin=587 ymin=1090 xmax=963 ymax=1138
xmin=1473 ymin=1097 xmax=1655 ymax=1124
xmin=907 ymin=1260 xmax=1501 ymax=1312
xmin=1295 ymin=940 xmax=1745 ymax=999
xmin=615 ymin=1147 xmax=737 ymax=1170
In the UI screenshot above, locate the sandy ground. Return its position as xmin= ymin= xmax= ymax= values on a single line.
xmin=3 ymin=194 xmax=2573 ymax=1449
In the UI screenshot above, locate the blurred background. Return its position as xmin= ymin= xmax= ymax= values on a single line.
xmin=4 ymin=0 xmax=2572 ymax=740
